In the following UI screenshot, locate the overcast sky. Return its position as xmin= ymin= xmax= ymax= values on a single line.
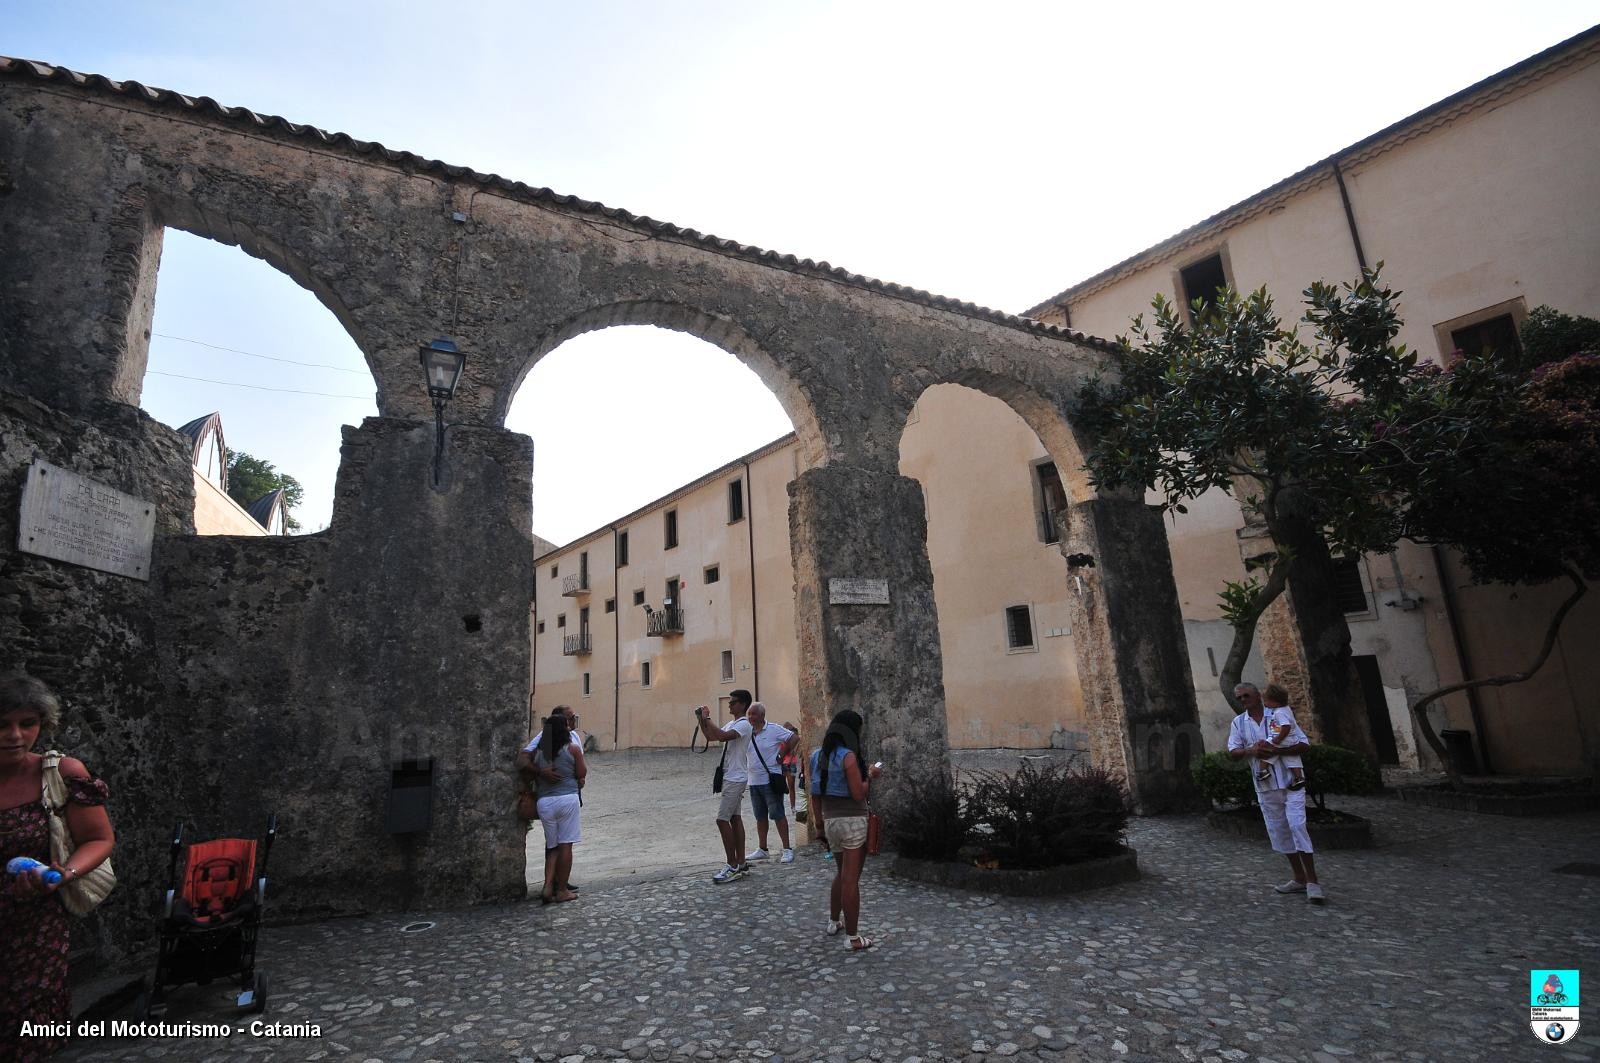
xmin=8 ymin=2 xmax=1595 ymax=543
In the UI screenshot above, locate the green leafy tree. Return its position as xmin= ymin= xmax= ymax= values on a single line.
xmin=1076 ymin=271 xmax=1597 ymax=780
xmin=226 ymin=449 xmax=304 ymax=532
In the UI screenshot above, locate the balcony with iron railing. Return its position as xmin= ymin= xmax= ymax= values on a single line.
xmin=563 ymin=632 xmax=592 ymax=656
xmin=562 ymin=574 xmax=589 ymax=597
xmin=645 ymin=604 xmax=684 ymax=637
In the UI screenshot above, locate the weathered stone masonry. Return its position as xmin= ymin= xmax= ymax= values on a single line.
xmin=0 ymin=58 xmax=1200 ymax=961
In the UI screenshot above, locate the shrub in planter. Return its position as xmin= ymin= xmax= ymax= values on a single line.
xmin=881 ymin=768 xmax=970 ymax=861
xmin=966 ymin=762 xmax=1131 ymax=869
xmin=1194 ymin=751 xmax=1256 ymax=809
xmin=1301 ymin=743 xmax=1381 ymax=810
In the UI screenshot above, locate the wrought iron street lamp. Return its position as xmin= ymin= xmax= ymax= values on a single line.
xmin=419 ymin=338 xmax=465 ymax=485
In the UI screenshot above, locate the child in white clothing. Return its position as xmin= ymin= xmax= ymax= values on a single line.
xmin=1258 ymin=683 xmax=1305 ymax=791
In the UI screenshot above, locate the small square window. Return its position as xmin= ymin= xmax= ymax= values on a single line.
xmin=550 ymin=564 xmax=559 ymax=579
xmin=1179 ymin=252 xmax=1228 ymax=322
xmin=557 ymin=614 xmax=567 ymax=629
xmin=633 ymin=589 xmax=645 ymax=607
xmin=1005 ymin=604 xmax=1035 ymax=650
xmin=704 ymin=564 xmax=720 ymax=585
xmin=537 ymin=621 xmax=545 ymax=634
xmin=721 ymin=650 xmax=734 ymax=682
xmin=641 ymin=660 xmax=652 ymax=688
xmin=604 ymin=598 xmax=616 ymax=613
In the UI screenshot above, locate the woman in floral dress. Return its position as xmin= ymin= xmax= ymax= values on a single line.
xmin=0 ymin=674 xmax=115 ymax=1061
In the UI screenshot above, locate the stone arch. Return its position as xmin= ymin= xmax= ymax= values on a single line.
xmin=141 ymin=195 xmax=378 ymax=397
xmin=502 ymin=299 xmax=826 ymax=470
xmin=896 ymin=368 xmax=1201 ymax=812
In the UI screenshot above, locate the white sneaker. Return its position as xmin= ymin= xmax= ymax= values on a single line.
xmin=1274 ymin=880 xmax=1307 ymax=894
xmin=1306 ymin=883 xmax=1327 ymax=905
xmin=780 ymin=849 xmax=795 ymax=864
xmin=712 ymin=865 xmax=738 ymax=884
xmin=826 ymin=918 xmax=842 ymax=936
xmin=748 ymin=849 xmax=770 ymax=861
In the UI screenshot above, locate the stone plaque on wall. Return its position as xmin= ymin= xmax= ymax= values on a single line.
xmin=17 ymin=460 xmax=156 ymax=580
xmin=828 ymin=577 xmax=890 ymax=606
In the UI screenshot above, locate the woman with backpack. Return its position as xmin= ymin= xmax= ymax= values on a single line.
xmin=529 ymin=710 xmax=586 ymax=904
xmin=809 ymin=709 xmax=883 ymax=952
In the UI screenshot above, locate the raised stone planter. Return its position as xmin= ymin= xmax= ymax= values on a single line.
xmin=1396 ymin=783 xmax=1600 ymax=817
xmin=1205 ymin=805 xmax=1373 ymax=850
xmin=888 ymin=846 xmax=1138 ymax=896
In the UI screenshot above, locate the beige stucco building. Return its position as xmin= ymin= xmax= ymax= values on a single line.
xmin=534 ymin=27 xmax=1600 ymax=776
xmin=177 ymin=412 xmax=276 ymax=536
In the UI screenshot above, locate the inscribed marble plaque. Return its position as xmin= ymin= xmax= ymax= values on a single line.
xmin=17 ymin=461 xmax=156 ymax=580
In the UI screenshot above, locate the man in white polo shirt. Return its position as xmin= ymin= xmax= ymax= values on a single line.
xmin=694 ymin=690 xmax=754 ymax=884
xmin=1227 ymin=682 xmax=1326 ymax=904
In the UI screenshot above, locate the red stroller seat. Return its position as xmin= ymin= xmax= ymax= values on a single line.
xmin=174 ymin=838 xmax=258 ymax=925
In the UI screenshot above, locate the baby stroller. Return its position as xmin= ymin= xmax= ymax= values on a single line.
xmin=143 ymin=814 xmax=277 ymax=1019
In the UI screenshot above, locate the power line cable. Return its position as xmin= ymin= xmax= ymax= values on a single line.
xmin=146 ymin=369 xmax=373 ymax=401
xmin=152 ymin=331 xmax=368 ymax=373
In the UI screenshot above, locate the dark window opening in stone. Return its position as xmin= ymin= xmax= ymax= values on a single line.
xmin=728 ymin=479 xmax=744 ymax=523
xmin=704 ymin=565 xmax=720 ymax=585
xmin=557 ymin=614 xmax=567 ymax=628
xmin=550 ymin=564 xmax=559 ymax=579
xmin=1034 ymin=460 xmax=1068 ymax=544
xmin=462 ymin=614 xmax=482 ymax=633
xmin=143 ymin=229 xmax=376 ymax=537
xmin=721 ymin=650 xmax=734 ymax=681
xmin=642 ymin=660 xmax=652 ymax=688
xmin=579 ymin=606 xmax=590 ymax=635
xmin=1179 ymin=253 xmax=1228 ymax=323
xmin=537 ymin=621 xmax=545 ymax=634
xmin=633 ymin=589 xmax=645 ymax=607
xmin=583 ymin=672 xmax=591 ymax=697
xmin=1332 ymin=556 xmax=1370 ymax=614
xmin=605 ymin=598 xmax=616 ymax=613
xmin=1450 ymin=314 xmax=1522 ymax=362
xmin=617 ymin=531 xmax=629 ymax=567
xmin=665 ymin=509 xmax=678 ymax=550
xmin=1005 ymin=604 xmax=1035 ymax=649
xmin=579 ymin=551 xmax=588 ymax=590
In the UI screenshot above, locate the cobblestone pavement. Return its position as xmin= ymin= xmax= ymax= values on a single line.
xmin=57 ymin=755 xmax=1600 ymax=1063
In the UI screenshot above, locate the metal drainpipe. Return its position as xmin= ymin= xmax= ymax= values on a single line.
xmin=611 ymin=524 xmax=621 ymax=750
xmin=744 ymin=460 xmax=760 ymax=700
xmin=1336 ymin=156 xmax=1492 ymax=772
xmin=1332 ymin=160 xmax=1368 ymax=272
xmin=1431 ymin=546 xmax=1493 ymax=773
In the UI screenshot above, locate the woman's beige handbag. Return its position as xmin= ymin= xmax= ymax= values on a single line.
xmin=42 ymin=751 xmax=117 ymax=916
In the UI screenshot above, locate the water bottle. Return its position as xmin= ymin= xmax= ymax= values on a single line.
xmin=6 ymin=857 xmax=63 ymax=885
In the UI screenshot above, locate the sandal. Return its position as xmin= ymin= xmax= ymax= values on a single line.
xmin=847 ymin=935 xmax=873 ymax=951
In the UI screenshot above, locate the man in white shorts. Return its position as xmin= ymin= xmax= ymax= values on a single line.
xmin=694 ymin=690 xmax=754 ymax=884
xmin=1227 ymin=682 xmax=1326 ymax=904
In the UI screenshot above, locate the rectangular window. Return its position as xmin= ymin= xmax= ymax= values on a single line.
xmin=641 ymin=660 xmax=652 ymax=689
xmin=728 ymin=479 xmax=744 ymax=523
xmin=1450 ymin=314 xmax=1522 ymax=362
xmin=537 ymin=621 xmax=545 ymax=634
xmin=604 ymin=598 xmax=616 ymax=614
xmin=1005 ymin=604 xmax=1035 ymax=650
xmin=1179 ymin=253 xmax=1228 ymax=322
xmin=1034 ymin=460 xmax=1068 ymax=544
xmin=721 ymin=650 xmax=734 ymax=682
xmin=1332 ymin=556 xmax=1370 ymax=615
xmin=579 ymin=551 xmax=588 ymax=589
xmin=550 ymin=564 xmax=559 ymax=579
xmin=617 ymin=530 xmax=629 ymax=568
xmin=579 ymin=606 xmax=590 ymax=634
xmin=664 ymin=509 xmax=678 ymax=550
xmin=633 ymin=589 xmax=645 ymax=607
xmin=704 ymin=564 xmax=720 ymax=585
xmin=582 ymin=672 xmax=591 ymax=697
xmin=557 ymin=614 xmax=566 ymax=629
